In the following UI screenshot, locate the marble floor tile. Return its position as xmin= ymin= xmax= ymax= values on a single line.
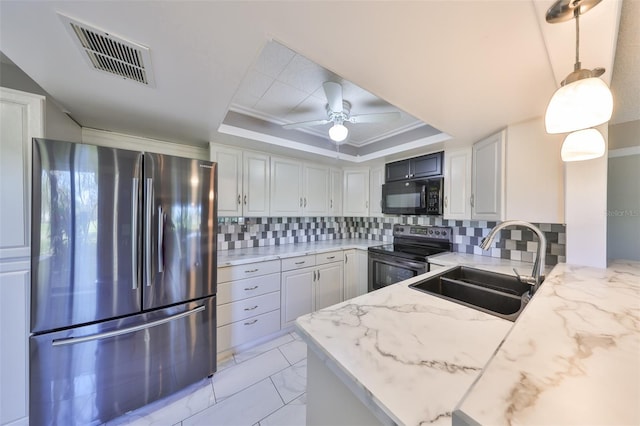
xmin=258 ymin=393 xmax=307 ymax=426
xmin=107 ymin=379 xmax=215 ymax=426
xmin=213 ymin=348 xmax=290 ymax=401
xmin=270 ymin=359 xmax=307 ymax=404
xmin=233 ymin=333 xmax=294 ymax=364
xmin=278 ymin=339 xmax=307 ymax=365
xmin=183 ymin=379 xmax=283 ymax=426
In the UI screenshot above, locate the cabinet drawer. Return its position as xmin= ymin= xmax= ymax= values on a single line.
xmin=316 ymin=250 xmax=343 ymax=265
xmin=281 ymin=255 xmax=316 ymax=271
xmin=217 ymin=309 xmax=281 ymax=353
xmin=217 ymin=273 xmax=280 ymax=305
xmin=218 ymin=259 xmax=280 ymax=283
xmin=217 ymin=291 xmax=281 ymax=327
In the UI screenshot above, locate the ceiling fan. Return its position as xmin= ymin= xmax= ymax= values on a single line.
xmin=282 ymin=81 xmax=401 ymax=144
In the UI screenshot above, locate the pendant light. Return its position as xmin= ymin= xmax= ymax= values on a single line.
xmin=561 ymin=128 xmax=605 ymax=161
xmin=544 ymin=0 xmax=613 ymax=135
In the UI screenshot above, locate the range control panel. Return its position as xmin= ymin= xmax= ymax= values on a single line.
xmin=392 ymin=224 xmax=453 ymax=241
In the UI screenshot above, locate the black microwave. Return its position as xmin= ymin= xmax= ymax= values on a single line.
xmin=381 ymin=177 xmax=443 ymax=215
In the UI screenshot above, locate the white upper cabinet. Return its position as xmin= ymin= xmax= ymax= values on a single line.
xmin=210 ymin=145 xmax=269 ymax=217
xmin=444 ymin=148 xmax=472 ymax=220
xmin=472 ymin=130 xmax=505 ymax=221
xmin=303 ymin=164 xmax=329 ymax=216
xmin=329 ymin=168 xmax=343 ymax=216
xmin=343 ymin=168 xmax=370 ymax=216
xmin=369 ymin=165 xmax=384 ymax=217
xmin=270 ymin=157 xmax=330 ymax=216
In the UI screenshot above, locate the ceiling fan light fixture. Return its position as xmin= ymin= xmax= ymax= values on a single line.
xmin=329 ymin=123 xmax=348 ymax=143
xmin=561 ymin=128 xmax=605 ymax=162
xmin=545 ymin=76 xmax=613 ymax=134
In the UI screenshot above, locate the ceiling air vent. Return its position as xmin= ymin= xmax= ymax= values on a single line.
xmin=60 ymin=14 xmax=155 ymax=87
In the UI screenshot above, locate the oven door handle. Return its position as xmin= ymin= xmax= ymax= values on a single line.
xmin=369 ymin=253 xmax=427 ymax=271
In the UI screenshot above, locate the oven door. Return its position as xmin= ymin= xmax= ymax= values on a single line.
xmin=368 ymin=251 xmax=428 ymax=292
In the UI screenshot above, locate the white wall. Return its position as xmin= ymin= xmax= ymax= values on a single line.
xmin=564 ymin=124 xmax=608 ymax=268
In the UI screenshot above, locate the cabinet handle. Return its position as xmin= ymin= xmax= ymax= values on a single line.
xmin=326 ymin=256 xmax=335 ymax=260
xmin=330 ymin=199 xmax=333 ymax=209
xmin=244 ymin=319 xmax=258 ymax=325
xmin=294 ymin=261 xmax=305 ymax=265
xmin=243 ymin=195 xmax=247 ymax=205
xmin=238 ymin=194 xmax=241 ymax=205
xmin=410 ymin=174 xmax=414 ymax=177
xmin=244 ymin=305 xmax=258 ymax=311
xmin=366 ymin=201 xmax=369 ymax=209
xmin=244 ymin=268 xmax=259 ymax=273
xmin=345 ymin=254 xmax=348 ymax=264
xmin=304 ymin=197 xmax=307 ymax=208
xmin=405 ymin=174 xmax=409 ymax=178
xmin=318 ymin=269 xmax=320 ymax=280
xmin=470 ymin=194 xmax=475 ymax=207
xmin=313 ymin=270 xmax=316 ymax=281
xmin=300 ymin=197 xmax=303 ymax=207
xmin=244 ymin=285 xmax=258 ymax=291
xmin=444 ymin=195 xmax=448 ymax=208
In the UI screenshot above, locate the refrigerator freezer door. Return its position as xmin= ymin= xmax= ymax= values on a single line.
xmin=31 ymin=139 xmax=143 ymax=333
xmin=29 ymin=296 xmax=217 ymax=425
xmin=142 ymin=153 xmax=217 ymax=310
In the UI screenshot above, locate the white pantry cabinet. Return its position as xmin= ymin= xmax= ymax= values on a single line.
xmin=343 ymin=168 xmax=370 ymax=216
xmin=369 ymin=165 xmax=384 ymax=217
xmin=210 ymin=145 xmax=270 ymax=217
xmin=343 ymin=249 xmax=368 ymax=300
xmin=444 ymin=148 xmax=472 ymax=220
xmin=0 ymin=87 xmax=44 ymax=426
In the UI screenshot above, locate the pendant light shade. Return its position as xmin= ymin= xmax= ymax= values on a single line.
xmin=328 ymin=123 xmax=348 ymax=142
xmin=561 ymin=128 xmax=605 ymax=162
xmin=545 ymin=77 xmax=613 ymax=134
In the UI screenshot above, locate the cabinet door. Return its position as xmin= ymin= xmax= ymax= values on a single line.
xmin=210 ymin=146 xmax=243 ymax=216
xmin=343 ymin=168 xmax=369 ymax=216
xmin=472 ymin=131 xmax=505 ymax=221
xmin=444 ymin=148 xmax=472 ymax=220
xmin=356 ymin=249 xmax=369 ymax=297
xmin=0 ymin=264 xmax=29 ymax=425
xmin=281 ymin=267 xmax=314 ymax=328
xmin=315 ymin=262 xmax=344 ymax=311
xmin=243 ymin=151 xmax=270 ymax=217
xmin=0 ymin=88 xmax=44 ymax=259
xmin=385 ymin=159 xmax=411 ymax=182
xmin=303 ymin=164 xmax=329 ymax=216
xmin=343 ymin=250 xmax=358 ymax=300
xmin=411 ymin=152 xmax=442 ymax=178
xmin=329 ymin=169 xmax=343 ymax=216
xmin=369 ymin=165 xmax=384 ymax=217
xmin=270 ymin=157 xmax=303 ymax=216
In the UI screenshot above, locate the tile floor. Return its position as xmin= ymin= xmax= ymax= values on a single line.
xmin=107 ymin=331 xmax=308 ymax=426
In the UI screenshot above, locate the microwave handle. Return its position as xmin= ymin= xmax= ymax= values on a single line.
xmin=421 ymin=185 xmax=427 ymax=208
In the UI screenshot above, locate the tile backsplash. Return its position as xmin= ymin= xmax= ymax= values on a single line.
xmin=218 ymin=216 xmax=566 ymax=266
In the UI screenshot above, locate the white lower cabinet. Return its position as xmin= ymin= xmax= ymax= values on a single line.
xmin=216 ymin=261 xmax=281 ymax=354
xmin=281 ymin=252 xmax=344 ymax=328
xmin=344 ymin=249 xmax=368 ymax=300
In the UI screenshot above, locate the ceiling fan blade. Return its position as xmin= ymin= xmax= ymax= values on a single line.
xmin=348 ymin=111 xmax=401 ymax=124
xmin=323 ymin=81 xmax=343 ymax=113
xmin=282 ymin=118 xmax=331 ymax=129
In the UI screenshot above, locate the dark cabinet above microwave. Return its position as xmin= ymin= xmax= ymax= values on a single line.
xmin=385 ymin=151 xmax=443 ymax=182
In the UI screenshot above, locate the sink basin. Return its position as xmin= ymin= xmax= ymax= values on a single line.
xmin=410 ymin=266 xmax=536 ymax=321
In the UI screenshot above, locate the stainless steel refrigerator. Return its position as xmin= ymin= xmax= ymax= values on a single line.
xmin=29 ymin=138 xmax=217 ymax=425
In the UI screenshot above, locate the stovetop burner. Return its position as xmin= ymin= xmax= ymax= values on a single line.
xmin=368 ymin=224 xmax=453 ymax=261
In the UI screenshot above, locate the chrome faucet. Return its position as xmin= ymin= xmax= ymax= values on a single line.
xmin=480 ymin=220 xmax=546 ymax=297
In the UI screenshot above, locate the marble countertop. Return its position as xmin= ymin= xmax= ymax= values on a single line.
xmin=296 ymin=268 xmax=513 ymax=425
xmin=217 ymin=239 xmax=383 ymax=266
xmin=454 ymin=260 xmax=640 ymax=425
xmin=429 ymin=252 xmax=553 ymax=276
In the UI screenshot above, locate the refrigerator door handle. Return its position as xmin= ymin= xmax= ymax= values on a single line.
xmin=131 ymin=178 xmax=139 ymax=289
xmin=158 ymin=205 xmax=164 ymax=273
xmin=145 ymin=178 xmax=153 ymax=287
xmin=51 ymin=305 xmax=206 ymax=347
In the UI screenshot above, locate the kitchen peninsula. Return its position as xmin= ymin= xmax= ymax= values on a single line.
xmin=296 ymin=260 xmax=640 ymax=425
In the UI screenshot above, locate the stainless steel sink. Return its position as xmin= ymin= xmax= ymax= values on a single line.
xmin=410 ymin=266 xmax=537 ymax=321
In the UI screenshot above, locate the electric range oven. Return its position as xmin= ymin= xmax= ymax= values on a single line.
xmin=368 ymin=224 xmax=453 ymax=292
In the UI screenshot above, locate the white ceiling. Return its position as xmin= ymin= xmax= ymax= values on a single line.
xmin=0 ymin=1 xmax=628 ymax=163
